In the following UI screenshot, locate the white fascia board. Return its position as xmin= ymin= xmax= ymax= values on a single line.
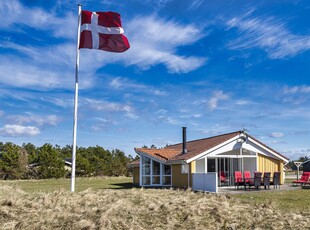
xmin=247 ymin=137 xmax=289 ymax=163
xmin=185 ymin=134 xmax=241 ymax=163
xmin=136 ymin=151 xmax=166 ymax=164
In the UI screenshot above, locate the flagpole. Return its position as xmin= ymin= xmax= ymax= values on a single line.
xmin=71 ymin=3 xmax=82 ymax=192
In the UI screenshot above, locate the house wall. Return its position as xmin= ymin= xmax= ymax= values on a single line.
xmin=132 ymin=167 xmax=140 ymax=185
xmin=172 ymin=164 xmax=188 ymax=188
xmin=257 ymin=154 xmax=284 ymax=184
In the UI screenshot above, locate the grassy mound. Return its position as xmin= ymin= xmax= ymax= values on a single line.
xmin=1 ymin=185 xmax=309 ymax=229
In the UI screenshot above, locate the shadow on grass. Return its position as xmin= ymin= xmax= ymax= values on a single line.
xmin=108 ymin=182 xmax=139 ymax=189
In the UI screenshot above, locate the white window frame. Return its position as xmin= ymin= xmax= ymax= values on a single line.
xmin=181 ymin=163 xmax=189 ymax=174
xmin=140 ymin=154 xmax=171 ymax=187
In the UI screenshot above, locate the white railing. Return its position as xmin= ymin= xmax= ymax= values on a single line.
xmin=192 ymin=172 xmax=218 ymax=193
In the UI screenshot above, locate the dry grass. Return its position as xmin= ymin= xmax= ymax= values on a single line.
xmin=1 ymin=185 xmax=310 ymax=230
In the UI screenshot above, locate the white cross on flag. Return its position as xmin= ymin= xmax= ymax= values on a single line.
xmin=79 ymin=10 xmax=130 ymax=52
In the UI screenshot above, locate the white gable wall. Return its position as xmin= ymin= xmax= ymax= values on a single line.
xmin=187 ymin=134 xmax=285 ymax=163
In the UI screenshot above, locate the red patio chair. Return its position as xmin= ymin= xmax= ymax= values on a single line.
xmin=234 ymin=171 xmax=243 ymax=189
xmin=292 ymin=172 xmax=310 ymax=186
xmin=220 ymin=171 xmax=226 ymax=182
xmin=243 ymin=171 xmax=252 ymax=184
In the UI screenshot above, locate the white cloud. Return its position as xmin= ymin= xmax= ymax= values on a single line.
xmin=7 ymin=114 xmax=62 ymax=127
xmin=226 ymin=15 xmax=310 ymax=59
xmin=235 ymin=100 xmax=251 ymax=105
xmin=0 ymin=0 xmax=76 ymax=39
xmin=208 ymin=91 xmax=229 ymax=111
xmin=0 ymin=124 xmax=40 ymax=137
xmin=110 ymin=77 xmax=123 ymax=89
xmin=269 ymin=132 xmax=284 ymax=138
xmin=0 ymin=42 xmax=94 ymax=90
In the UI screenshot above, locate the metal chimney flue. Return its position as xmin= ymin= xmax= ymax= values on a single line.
xmin=182 ymin=127 xmax=187 ymax=154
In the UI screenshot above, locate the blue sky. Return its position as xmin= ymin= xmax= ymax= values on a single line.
xmin=1 ymin=0 xmax=310 ymax=160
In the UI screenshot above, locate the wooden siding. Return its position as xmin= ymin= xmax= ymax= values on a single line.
xmin=257 ymin=154 xmax=284 ymax=184
xmin=133 ymin=167 xmax=140 ymax=185
xmin=172 ymin=164 xmax=188 ymax=188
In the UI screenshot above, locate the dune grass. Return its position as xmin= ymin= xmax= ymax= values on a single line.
xmin=1 ymin=177 xmax=310 ymax=229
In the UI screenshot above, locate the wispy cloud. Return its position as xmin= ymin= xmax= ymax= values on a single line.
xmin=208 ymin=91 xmax=229 ymax=111
xmin=269 ymin=132 xmax=284 ymax=138
xmin=83 ymin=98 xmax=138 ymax=120
xmin=7 ymin=113 xmax=62 ymax=127
xmin=0 ymin=0 xmax=76 ymax=39
xmin=124 ymin=15 xmax=207 ymax=73
xmin=226 ymin=14 xmax=310 ymax=59
xmin=282 ymin=85 xmax=310 ymax=94
xmin=282 ymin=148 xmax=310 ymax=160
xmin=281 ymin=85 xmax=310 ymax=105
xmin=109 ymin=77 xmax=167 ymax=96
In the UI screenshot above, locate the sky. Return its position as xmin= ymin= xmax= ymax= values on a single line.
xmin=1 ymin=0 xmax=310 ymax=160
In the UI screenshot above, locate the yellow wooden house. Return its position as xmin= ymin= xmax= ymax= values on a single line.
xmin=129 ymin=129 xmax=289 ymax=192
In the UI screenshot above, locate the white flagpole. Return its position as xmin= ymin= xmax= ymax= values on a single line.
xmin=71 ymin=3 xmax=82 ymax=192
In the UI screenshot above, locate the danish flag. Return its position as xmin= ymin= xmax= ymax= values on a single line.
xmin=79 ymin=10 xmax=130 ymax=52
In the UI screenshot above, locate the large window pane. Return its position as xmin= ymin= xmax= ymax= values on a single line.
xmin=152 ymin=176 xmax=160 ymax=184
xmin=162 ymin=176 xmax=171 ymax=185
xmin=162 ymin=164 xmax=171 ymax=175
xmin=152 ymin=160 xmax=160 ymax=175
xmin=196 ymin=158 xmax=205 ymax=173
xmin=142 ymin=156 xmax=151 ymax=175
xmin=142 ymin=176 xmax=150 ymax=185
xmin=207 ymin=159 xmax=216 ymax=172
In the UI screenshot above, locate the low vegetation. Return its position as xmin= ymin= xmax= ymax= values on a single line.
xmin=1 ymin=177 xmax=310 ymax=229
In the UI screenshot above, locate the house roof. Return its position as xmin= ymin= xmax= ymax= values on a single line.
xmin=134 ymin=148 xmax=180 ymax=161
xmin=166 ymin=131 xmax=242 ymax=161
xmin=127 ymin=159 xmax=140 ymax=167
xmin=134 ymin=130 xmax=289 ymax=163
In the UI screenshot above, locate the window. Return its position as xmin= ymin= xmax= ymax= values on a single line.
xmin=196 ymin=158 xmax=205 ymax=173
xmin=152 ymin=160 xmax=160 ymax=185
xmin=181 ymin=163 xmax=189 ymax=174
xmin=162 ymin=164 xmax=171 ymax=175
xmin=162 ymin=176 xmax=171 ymax=185
xmin=140 ymin=155 xmax=171 ymax=186
xmin=207 ymin=158 xmax=216 ymax=172
xmin=142 ymin=176 xmax=150 ymax=185
xmin=142 ymin=156 xmax=151 ymax=186
xmin=142 ymin=156 xmax=151 ymax=175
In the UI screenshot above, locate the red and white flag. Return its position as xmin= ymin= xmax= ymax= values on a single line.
xmin=79 ymin=10 xmax=130 ymax=52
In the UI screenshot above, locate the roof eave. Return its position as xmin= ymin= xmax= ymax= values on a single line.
xmin=247 ymin=136 xmax=289 ymax=163
xmin=134 ymin=150 xmax=167 ymax=164
xmin=185 ymin=134 xmax=241 ymax=163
